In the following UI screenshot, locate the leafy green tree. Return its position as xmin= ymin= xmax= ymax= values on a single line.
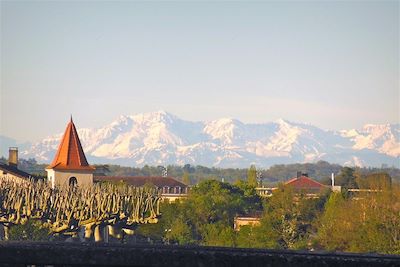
xmin=356 ymin=172 xmax=392 ymax=189
xmin=316 ymin=184 xmax=400 ymax=254
xmin=234 ymin=180 xmax=263 ymax=214
xmin=189 ymin=180 xmax=261 ymax=227
xmin=236 ymin=225 xmax=262 ymax=248
xmin=136 ymin=201 xmax=184 ymax=242
xmin=182 ymin=172 xmax=191 ymax=185
xmin=200 ymin=223 xmax=236 ymax=247
xmin=249 ymin=184 xmax=327 ymax=250
xmin=183 ymin=164 xmax=195 ymax=173
xmin=166 ymin=216 xmax=195 ymax=245
xmin=247 ymin=165 xmax=257 ymax=187
xmin=263 ymin=186 xmax=302 ymax=249
xmin=335 ymin=167 xmax=358 ymax=188
xmin=315 ymin=192 xmax=348 ymax=251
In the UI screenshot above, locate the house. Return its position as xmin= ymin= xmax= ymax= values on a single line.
xmin=255 ymin=172 xmax=329 ymax=198
xmin=234 ymin=214 xmax=261 ymax=231
xmin=0 ymin=147 xmax=35 ymax=182
xmin=254 ymin=187 xmax=277 ymax=197
xmin=94 ymin=176 xmax=189 ymax=202
xmin=284 ymin=172 xmax=328 ymax=193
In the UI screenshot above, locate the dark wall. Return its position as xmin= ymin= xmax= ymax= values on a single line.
xmin=0 ymin=242 xmax=398 ymax=267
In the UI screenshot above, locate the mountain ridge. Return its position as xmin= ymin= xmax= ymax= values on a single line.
xmin=1 ymin=111 xmax=398 ymax=168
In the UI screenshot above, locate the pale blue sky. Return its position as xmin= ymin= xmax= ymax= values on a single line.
xmin=1 ymin=1 xmax=399 ymax=142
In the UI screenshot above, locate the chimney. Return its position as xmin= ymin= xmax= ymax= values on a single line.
xmin=296 ymin=171 xmax=302 ymax=178
xmin=331 ymin=173 xmax=335 ymax=187
xmin=8 ymin=147 xmax=18 ymax=168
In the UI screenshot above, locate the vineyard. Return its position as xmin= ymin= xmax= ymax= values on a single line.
xmin=0 ymin=178 xmax=161 ymax=242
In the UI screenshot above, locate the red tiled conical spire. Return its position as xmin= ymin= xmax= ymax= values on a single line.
xmin=47 ymin=117 xmax=94 ymax=171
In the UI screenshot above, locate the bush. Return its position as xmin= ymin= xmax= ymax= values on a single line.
xmin=8 ymin=220 xmax=51 ymax=241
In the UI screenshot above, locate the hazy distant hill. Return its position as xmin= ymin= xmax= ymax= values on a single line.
xmin=0 ymin=135 xmax=31 ymax=158
xmin=7 ymin=111 xmax=400 ymax=168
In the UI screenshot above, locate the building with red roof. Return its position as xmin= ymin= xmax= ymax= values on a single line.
xmin=256 ymin=172 xmax=329 ymax=198
xmin=46 ymin=117 xmax=95 ymax=187
xmin=284 ymin=173 xmax=328 ymax=193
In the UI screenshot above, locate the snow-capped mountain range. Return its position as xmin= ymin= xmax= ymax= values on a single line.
xmin=4 ymin=111 xmax=400 ymax=168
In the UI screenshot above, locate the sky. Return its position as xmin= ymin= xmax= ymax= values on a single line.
xmin=1 ymin=1 xmax=399 ymax=142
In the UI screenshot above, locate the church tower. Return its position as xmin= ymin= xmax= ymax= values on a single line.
xmin=46 ymin=117 xmax=95 ymax=188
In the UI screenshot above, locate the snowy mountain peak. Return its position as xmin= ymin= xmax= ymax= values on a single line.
xmin=129 ymin=110 xmax=179 ymax=125
xmin=18 ymin=112 xmax=400 ymax=168
xmin=275 ymin=118 xmax=291 ymax=125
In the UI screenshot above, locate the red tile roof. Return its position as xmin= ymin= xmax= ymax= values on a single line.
xmin=94 ymin=176 xmax=186 ymax=188
xmin=285 ymin=176 xmax=327 ymax=190
xmin=46 ymin=117 xmax=95 ymax=171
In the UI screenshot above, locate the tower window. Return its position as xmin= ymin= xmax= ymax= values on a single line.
xmin=69 ymin=176 xmax=77 ymax=187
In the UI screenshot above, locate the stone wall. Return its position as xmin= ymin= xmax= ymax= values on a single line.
xmin=0 ymin=242 xmax=399 ymax=267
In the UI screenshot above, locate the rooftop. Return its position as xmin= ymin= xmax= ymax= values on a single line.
xmin=46 ymin=117 xmax=95 ymax=171
xmin=0 ymin=163 xmax=36 ymax=180
xmin=285 ymin=175 xmax=327 ymax=190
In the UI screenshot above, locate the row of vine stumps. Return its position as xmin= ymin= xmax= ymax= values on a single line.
xmin=0 ymin=178 xmax=161 ymax=242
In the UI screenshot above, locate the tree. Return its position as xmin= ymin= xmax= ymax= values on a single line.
xmin=248 ymin=184 xmax=327 ymax=250
xmin=182 ymin=172 xmax=191 ymax=185
xmin=335 ymin=167 xmax=358 ymax=188
xmin=316 ymin=184 xmax=400 ymax=254
xmin=183 ymin=164 xmax=195 ymax=173
xmin=200 ymin=223 xmax=236 ymax=247
xmin=315 ymin=192 xmax=348 ymax=251
xmin=356 ymin=172 xmax=392 ymax=189
xmin=247 ymin=165 xmax=257 ymax=187
xmin=151 ymin=179 xmax=262 ymax=246
xmin=136 ymin=201 xmax=183 ymax=243
xmin=166 ymin=217 xmax=195 ymax=245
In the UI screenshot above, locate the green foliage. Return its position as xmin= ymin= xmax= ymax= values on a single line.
xmin=200 ymin=223 xmax=236 ymax=247
xmin=316 ymin=185 xmax=400 ymax=254
xmin=236 ymin=225 xmax=264 ymax=248
xmin=137 ymin=179 xmax=262 ymax=247
xmin=254 ymin=185 xmax=328 ymax=250
xmin=166 ymin=217 xmax=195 ymax=245
xmin=247 ymin=165 xmax=257 ymax=187
xmin=356 ymin=172 xmax=392 ymax=189
xmin=189 ymin=180 xmax=262 ymax=226
xmin=8 ymin=220 xmax=51 ymax=241
xmin=182 ymin=172 xmax=191 ymax=185
xmin=315 ymin=192 xmax=347 ymax=251
xmin=133 ymin=177 xmax=400 ymax=255
xmin=335 ymin=167 xmax=358 ymax=188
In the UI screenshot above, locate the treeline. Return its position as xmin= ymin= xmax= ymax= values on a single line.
xmin=98 ymin=161 xmax=400 ymax=185
xmin=135 ymin=177 xmax=400 ymax=254
xmin=2 ymin=157 xmax=399 ymax=185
